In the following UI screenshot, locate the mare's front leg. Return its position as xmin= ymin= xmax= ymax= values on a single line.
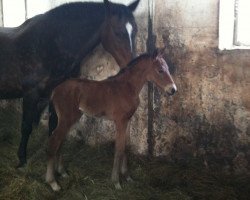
xmin=17 ymin=94 xmax=39 ymax=168
xmin=112 ymin=119 xmax=128 ymax=189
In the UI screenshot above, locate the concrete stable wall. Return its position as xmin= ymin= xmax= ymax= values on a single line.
xmin=150 ymin=0 xmax=250 ymax=171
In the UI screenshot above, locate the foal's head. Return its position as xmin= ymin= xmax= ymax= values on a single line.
xmin=101 ymin=0 xmax=140 ymax=67
xmin=146 ymin=49 xmax=177 ymax=95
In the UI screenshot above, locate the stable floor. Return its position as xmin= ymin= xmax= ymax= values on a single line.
xmin=0 ymin=105 xmax=249 ymax=200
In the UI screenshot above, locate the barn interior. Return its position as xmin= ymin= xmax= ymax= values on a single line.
xmin=0 ymin=0 xmax=249 ymax=199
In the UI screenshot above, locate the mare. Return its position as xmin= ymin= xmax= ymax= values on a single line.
xmin=46 ymin=48 xmax=177 ymax=191
xmin=0 ymin=0 xmax=140 ymax=167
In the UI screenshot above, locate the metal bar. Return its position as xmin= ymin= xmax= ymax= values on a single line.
xmin=146 ymin=0 xmax=156 ymax=158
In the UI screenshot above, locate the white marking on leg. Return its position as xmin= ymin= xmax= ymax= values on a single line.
xmin=79 ymin=107 xmax=84 ymax=112
xmin=126 ymin=22 xmax=133 ymax=51
xmin=50 ymin=181 xmax=61 ymax=191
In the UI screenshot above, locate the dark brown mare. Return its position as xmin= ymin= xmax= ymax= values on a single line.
xmin=0 ymin=0 xmax=140 ymax=167
xmin=46 ymin=48 xmax=177 ymax=191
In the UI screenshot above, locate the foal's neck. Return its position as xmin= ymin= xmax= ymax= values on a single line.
xmin=117 ymin=58 xmax=150 ymax=95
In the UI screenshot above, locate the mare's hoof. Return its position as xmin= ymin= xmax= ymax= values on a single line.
xmin=114 ymin=182 xmax=122 ymax=190
xmin=49 ymin=181 xmax=61 ymax=191
xmin=16 ymin=162 xmax=27 ymax=170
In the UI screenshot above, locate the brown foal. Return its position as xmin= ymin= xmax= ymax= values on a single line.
xmin=45 ymin=48 xmax=177 ymax=191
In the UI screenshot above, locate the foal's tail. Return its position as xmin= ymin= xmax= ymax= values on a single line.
xmin=48 ymin=99 xmax=58 ymax=136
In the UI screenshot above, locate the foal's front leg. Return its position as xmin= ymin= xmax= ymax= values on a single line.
xmin=120 ymin=122 xmax=133 ymax=182
xmin=112 ymin=119 xmax=128 ymax=189
xmin=56 ymin=154 xmax=69 ymax=178
xmin=46 ymin=131 xmax=62 ymax=191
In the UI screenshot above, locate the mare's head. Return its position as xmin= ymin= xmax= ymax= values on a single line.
xmin=146 ymin=48 xmax=177 ymax=96
xmin=101 ymin=0 xmax=140 ymax=68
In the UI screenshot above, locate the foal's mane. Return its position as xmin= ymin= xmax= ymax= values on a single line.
xmin=108 ymin=53 xmax=151 ymax=79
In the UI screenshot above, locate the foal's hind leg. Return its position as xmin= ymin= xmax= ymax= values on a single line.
xmin=46 ymin=111 xmax=81 ymax=191
xmin=120 ymin=122 xmax=133 ymax=182
xmin=46 ymin=121 xmax=70 ymax=191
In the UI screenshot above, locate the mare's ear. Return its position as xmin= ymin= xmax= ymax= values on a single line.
xmin=128 ymin=0 xmax=140 ymax=12
xmin=104 ymin=0 xmax=111 ymax=17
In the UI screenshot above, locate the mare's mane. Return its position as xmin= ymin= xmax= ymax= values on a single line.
xmin=45 ymin=1 xmax=133 ymax=19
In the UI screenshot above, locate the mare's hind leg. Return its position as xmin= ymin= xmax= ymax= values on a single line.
xmin=17 ymin=95 xmax=39 ymax=168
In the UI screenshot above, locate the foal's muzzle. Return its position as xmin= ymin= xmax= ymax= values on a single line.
xmin=165 ymin=84 xmax=177 ymax=96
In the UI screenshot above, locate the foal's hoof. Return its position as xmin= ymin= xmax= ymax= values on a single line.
xmin=61 ymin=172 xmax=69 ymax=178
xmin=49 ymin=181 xmax=61 ymax=192
xmin=114 ymin=182 xmax=122 ymax=190
xmin=126 ymin=176 xmax=134 ymax=182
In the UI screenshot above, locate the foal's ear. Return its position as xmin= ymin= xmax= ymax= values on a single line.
xmin=152 ymin=49 xmax=159 ymax=59
xmin=152 ymin=47 xmax=166 ymax=59
xmin=128 ymin=0 xmax=140 ymax=12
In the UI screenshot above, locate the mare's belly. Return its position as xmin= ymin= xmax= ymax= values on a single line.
xmin=0 ymin=73 xmax=23 ymax=99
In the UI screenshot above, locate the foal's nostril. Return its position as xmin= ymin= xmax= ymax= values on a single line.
xmin=165 ymin=84 xmax=177 ymax=95
xmin=171 ymin=88 xmax=176 ymax=95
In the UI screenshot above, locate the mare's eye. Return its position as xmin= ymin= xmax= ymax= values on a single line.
xmin=115 ymin=31 xmax=126 ymax=38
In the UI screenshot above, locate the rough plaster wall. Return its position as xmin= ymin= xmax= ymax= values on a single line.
xmin=152 ymin=0 xmax=250 ymax=171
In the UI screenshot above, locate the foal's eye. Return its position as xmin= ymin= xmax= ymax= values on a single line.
xmin=158 ymin=69 xmax=164 ymax=74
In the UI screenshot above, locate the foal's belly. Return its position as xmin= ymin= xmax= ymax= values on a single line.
xmin=79 ymin=104 xmax=107 ymax=119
